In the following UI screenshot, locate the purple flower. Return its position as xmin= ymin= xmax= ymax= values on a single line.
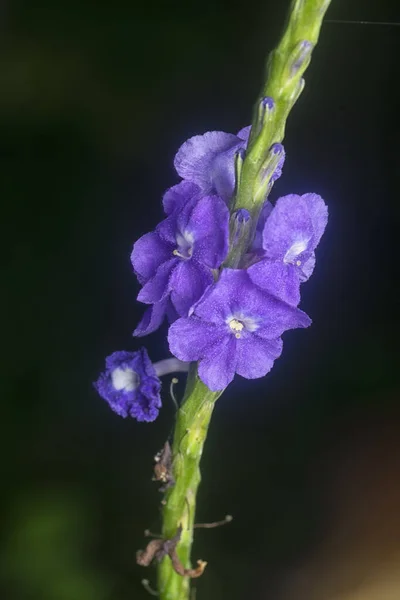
xmin=162 ymin=181 xmax=201 ymax=216
xmin=94 ymin=349 xmax=161 ymax=422
xmin=131 ymin=190 xmax=229 ymax=336
xmin=168 ymin=269 xmax=311 ymax=391
xmin=173 ymin=127 xmax=253 ymax=204
xmin=251 ymin=200 xmax=274 ymax=255
xmin=174 ymin=128 xmax=286 ymax=205
xmin=248 ymin=193 xmax=328 ymax=306
xmin=133 ymin=297 xmax=177 ymax=337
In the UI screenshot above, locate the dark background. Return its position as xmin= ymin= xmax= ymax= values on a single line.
xmin=2 ymin=1 xmax=400 ymax=599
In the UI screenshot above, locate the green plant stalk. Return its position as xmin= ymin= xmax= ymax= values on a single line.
xmin=157 ymin=2 xmax=332 ymax=599
xmin=158 ymin=366 xmax=223 ymax=600
xmin=234 ymin=0 xmax=332 ymax=219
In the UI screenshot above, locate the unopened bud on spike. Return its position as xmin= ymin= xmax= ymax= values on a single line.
xmin=262 ymin=96 xmax=275 ymax=111
xmin=257 ymin=96 xmax=275 ymax=129
xmin=234 ymin=148 xmax=246 ymax=192
xmin=290 ymin=40 xmax=314 ymax=76
xmin=254 ymin=143 xmax=285 ymax=204
xmin=225 ymin=208 xmax=252 ymax=268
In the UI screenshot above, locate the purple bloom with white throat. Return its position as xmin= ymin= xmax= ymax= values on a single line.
xmin=168 ymin=269 xmax=311 ymax=391
xmin=94 ymin=350 xmax=189 ymax=421
xmin=94 ymin=349 xmax=162 ymax=422
xmin=131 ymin=190 xmax=229 ymax=335
xmin=248 ymin=193 xmax=328 ymax=306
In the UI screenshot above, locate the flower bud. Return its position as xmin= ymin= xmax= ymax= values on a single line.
xmin=290 ymin=40 xmax=313 ymax=76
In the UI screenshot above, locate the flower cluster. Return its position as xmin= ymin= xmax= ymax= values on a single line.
xmin=130 ymin=127 xmax=328 ymax=392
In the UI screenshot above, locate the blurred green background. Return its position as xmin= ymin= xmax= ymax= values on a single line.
xmin=1 ymin=0 xmax=399 ymax=598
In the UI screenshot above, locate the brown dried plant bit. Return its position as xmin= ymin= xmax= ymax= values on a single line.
xmin=136 ymin=539 xmax=164 ymax=567
xmin=194 ymin=514 xmax=233 ymax=529
xmin=170 ymin=549 xmax=208 ymax=579
xmin=136 ymin=527 xmax=182 ymax=567
xmin=136 ymin=526 xmax=207 ymax=579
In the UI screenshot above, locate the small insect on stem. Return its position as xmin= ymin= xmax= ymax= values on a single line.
xmin=153 ymin=441 xmax=175 ymax=492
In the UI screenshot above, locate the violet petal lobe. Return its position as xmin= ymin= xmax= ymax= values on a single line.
xmin=131 ymin=232 xmax=171 ymax=285
xmin=252 ymin=201 xmax=273 ymax=253
xmin=133 ymin=299 xmax=169 ymax=337
xmin=235 ymin=336 xmax=283 ymax=380
xmin=262 ymin=193 xmax=328 ymax=266
xmin=168 ymin=317 xmax=221 ymax=362
xmin=162 ymin=181 xmax=200 ymax=216
xmin=137 ymin=258 xmax=177 ymax=304
xmin=237 ymin=125 xmax=251 ymax=141
xmin=247 ymin=259 xmax=301 ymax=306
xmin=169 ymin=260 xmax=214 ymax=316
xmin=301 ymin=193 xmax=328 ymax=244
xmin=210 ymin=144 xmax=241 ymax=202
xmin=197 ymin=335 xmax=237 ymax=391
xmin=183 ymin=194 xmax=229 ymax=268
xmin=174 ymin=130 xmax=240 ymax=193
xmin=299 ymin=252 xmax=316 ymax=282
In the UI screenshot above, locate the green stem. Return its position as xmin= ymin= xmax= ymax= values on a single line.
xmin=234 ymin=0 xmax=332 ymax=219
xmin=156 ymin=2 xmax=332 ymax=599
xmin=157 ymin=366 xmax=223 ymax=600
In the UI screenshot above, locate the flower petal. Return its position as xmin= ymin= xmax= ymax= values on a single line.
xmin=129 ymin=386 xmax=162 ymax=422
xmin=299 ymin=252 xmax=316 ymax=282
xmin=248 ymin=259 xmax=301 ymax=306
xmin=302 ymin=193 xmax=329 ymax=243
xmin=162 ymin=181 xmax=200 ymax=215
xmin=137 ymin=259 xmax=177 ymax=304
xmin=236 ymin=336 xmax=283 ymax=379
xmin=184 ymin=195 xmax=229 ymax=268
xmin=174 ymin=131 xmax=240 ymax=193
xmin=210 ymin=144 xmax=241 ymax=202
xmin=170 ymin=260 xmax=213 ymax=316
xmin=252 ymin=200 xmax=273 ymax=252
xmin=133 ymin=299 xmax=168 ymax=337
xmin=198 ymin=335 xmax=237 ymax=391
xmin=262 ymin=193 xmax=327 ymax=263
xmin=156 ymin=212 xmax=179 ymax=245
xmin=237 ymin=125 xmax=251 ymax=141
xmin=255 ymin=302 xmax=311 ymax=339
xmin=168 ymin=316 xmax=221 ymax=362
xmin=131 ymin=232 xmax=171 ymax=284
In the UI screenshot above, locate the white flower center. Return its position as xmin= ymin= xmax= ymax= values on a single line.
xmin=229 ymin=319 xmax=244 ymax=333
xmin=283 ymin=237 xmax=311 ymax=264
xmin=173 ymin=230 xmax=194 ymax=259
xmin=111 ymin=367 xmax=139 ymax=392
xmin=227 ymin=314 xmax=259 ymax=339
